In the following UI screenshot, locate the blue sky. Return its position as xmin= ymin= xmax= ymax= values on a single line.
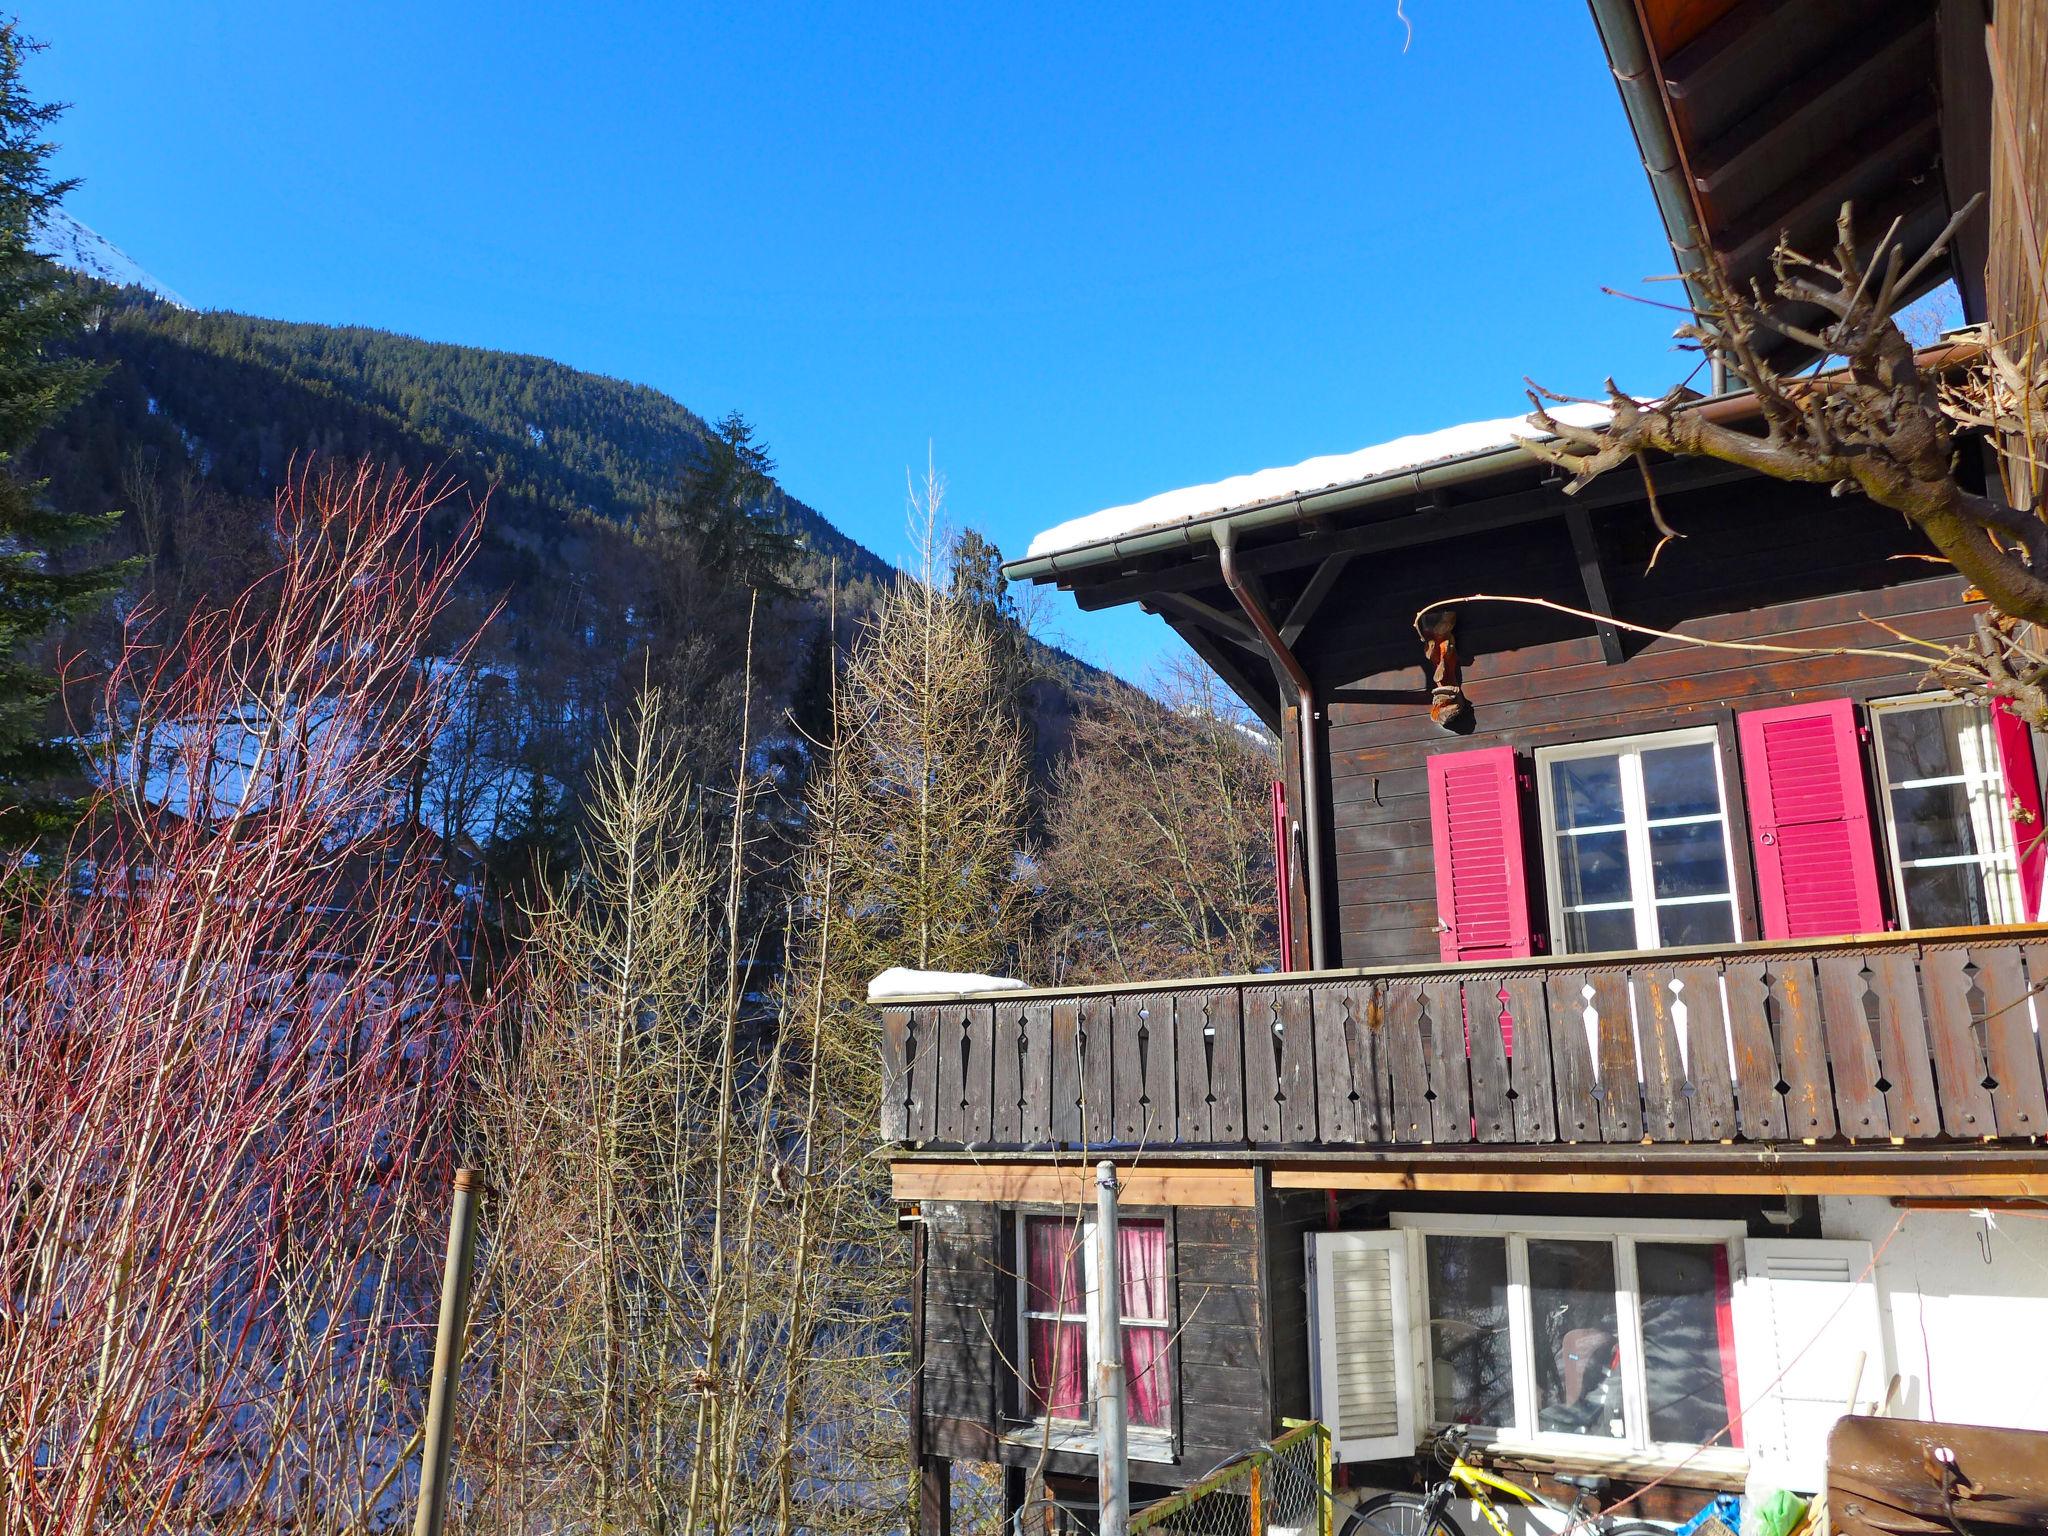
xmin=33 ymin=2 xmax=1691 ymax=685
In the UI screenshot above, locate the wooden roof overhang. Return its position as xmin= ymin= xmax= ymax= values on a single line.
xmin=1588 ymin=0 xmax=1993 ymax=342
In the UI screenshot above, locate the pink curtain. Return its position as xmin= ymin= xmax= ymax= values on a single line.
xmin=1026 ymin=1220 xmax=1086 ymax=1418
xmin=1120 ymin=1222 xmax=1171 ymax=1427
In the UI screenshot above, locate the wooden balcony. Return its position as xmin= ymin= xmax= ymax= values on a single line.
xmin=878 ymin=927 xmax=2048 ymax=1154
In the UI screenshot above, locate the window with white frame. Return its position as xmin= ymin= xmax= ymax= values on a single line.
xmin=1537 ymin=729 xmax=1740 ymax=954
xmin=1016 ymin=1214 xmax=1174 ymax=1445
xmin=1870 ymin=695 xmax=2023 ymax=929
xmin=1309 ymin=1215 xmax=1889 ymax=1487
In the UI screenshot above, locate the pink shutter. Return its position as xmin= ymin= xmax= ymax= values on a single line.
xmin=1737 ymin=699 xmax=1885 ymax=939
xmin=1993 ymin=699 xmax=2046 ymax=921
xmin=1427 ymin=745 xmax=1533 ymax=963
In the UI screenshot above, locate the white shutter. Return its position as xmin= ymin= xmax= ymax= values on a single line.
xmin=1733 ymin=1238 xmax=1886 ymax=1492
xmin=1308 ymin=1230 xmax=1416 ymax=1461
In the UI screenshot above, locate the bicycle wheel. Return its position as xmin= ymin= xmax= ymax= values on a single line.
xmin=1599 ymin=1524 xmax=1671 ymax=1536
xmin=1341 ymin=1492 xmax=1469 ymax=1536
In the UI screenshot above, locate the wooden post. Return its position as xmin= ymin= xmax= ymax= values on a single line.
xmin=1095 ymin=1161 xmax=1130 ymax=1536
xmin=412 ymin=1169 xmax=481 ymax=1536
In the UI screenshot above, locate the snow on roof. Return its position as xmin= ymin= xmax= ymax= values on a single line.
xmin=1023 ymin=401 xmax=1615 ymax=562
xmin=868 ymin=967 xmax=1027 ymax=1001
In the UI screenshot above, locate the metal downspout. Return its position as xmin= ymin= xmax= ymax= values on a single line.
xmin=1216 ymin=522 xmax=1329 ymax=971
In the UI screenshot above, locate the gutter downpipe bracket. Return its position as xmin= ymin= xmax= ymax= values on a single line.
xmin=1216 ymin=521 xmax=1329 ymax=971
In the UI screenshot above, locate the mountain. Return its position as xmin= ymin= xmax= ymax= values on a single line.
xmin=34 ymin=209 xmax=189 ymax=308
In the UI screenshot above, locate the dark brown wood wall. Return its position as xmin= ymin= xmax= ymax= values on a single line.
xmin=915 ymin=1200 xmax=1277 ymax=1486
xmin=1299 ymin=477 xmax=1981 ymax=968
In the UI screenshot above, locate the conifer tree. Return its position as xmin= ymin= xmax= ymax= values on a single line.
xmin=0 ymin=24 xmax=124 ymax=843
xmin=654 ymin=410 xmax=805 ymax=600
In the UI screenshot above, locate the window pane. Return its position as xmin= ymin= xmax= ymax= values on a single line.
xmin=1027 ymin=1318 xmax=1087 ymax=1419
xmin=1565 ymin=906 xmax=1638 ymax=954
xmin=1528 ymin=1238 xmax=1623 ymax=1439
xmin=1424 ymin=1235 xmax=1514 ymax=1428
xmin=1552 ymin=756 xmax=1624 ymax=829
xmin=1903 ymin=861 xmax=1993 ymax=928
xmin=1557 ymin=829 xmax=1632 ymax=906
xmin=1125 ymin=1324 xmax=1172 ymax=1428
xmin=1879 ymin=703 xmax=1971 ymax=783
xmin=1637 ymin=1242 xmax=1740 ymax=1447
xmin=1641 ymin=742 xmax=1721 ymax=820
xmin=1890 ymin=783 xmax=1984 ymax=863
xmin=1026 ymin=1218 xmax=1083 ymax=1317
xmin=1649 ymin=820 xmax=1732 ymax=900
xmin=1656 ymin=900 xmax=1735 ymax=947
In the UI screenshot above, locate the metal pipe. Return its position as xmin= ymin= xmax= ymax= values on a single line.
xmin=412 ymin=1168 xmax=482 ymax=1536
xmin=1217 ymin=521 xmax=1329 ymax=970
xmin=1094 ymin=1161 xmax=1130 ymax=1536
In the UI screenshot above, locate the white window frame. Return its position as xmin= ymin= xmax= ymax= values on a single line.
xmin=1390 ymin=1211 xmax=1750 ymax=1479
xmin=1537 ymin=727 xmax=1743 ymax=955
xmin=1868 ymin=693 xmax=2024 ymax=929
xmin=1009 ymin=1213 xmax=1175 ymax=1459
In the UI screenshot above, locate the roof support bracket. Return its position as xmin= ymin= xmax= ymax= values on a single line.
xmin=1564 ymin=503 xmax=1626 ymax=666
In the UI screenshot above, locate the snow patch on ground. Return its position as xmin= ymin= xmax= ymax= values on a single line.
xmin=868 ymin=967 xmax=1027 ymax=1001
xmin=1024 ymin=401 xmax=1615 ymax=560
xmin=34 ymin=208 xmax=190 ymax=308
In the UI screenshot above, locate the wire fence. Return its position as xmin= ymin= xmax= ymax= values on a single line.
xmin=1130 ymin=1420 xmax=1332 ymax=1536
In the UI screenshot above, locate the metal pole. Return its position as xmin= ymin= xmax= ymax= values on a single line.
xmin=412 ymin=1168 xmax=482 ymax=1536
xmin=1095 ymin=1160 xmax=1130 ymax=1536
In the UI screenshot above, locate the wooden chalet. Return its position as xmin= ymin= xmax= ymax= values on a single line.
xmin=883 ymin=2 xmax=2048 ymax=1527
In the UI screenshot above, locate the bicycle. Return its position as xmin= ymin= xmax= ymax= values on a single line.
xmin=1339 ymin=1425 xmax=1671 ymax=1536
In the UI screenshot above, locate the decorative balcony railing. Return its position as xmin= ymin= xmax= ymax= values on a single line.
xmin=878 ymin=928 xmax=2048 ymax=1151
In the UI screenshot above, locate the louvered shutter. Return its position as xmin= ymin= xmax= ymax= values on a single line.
xmin=1308 ymin=1230 xmax=1416 ymax=1462
xmin=1732 ymin=1238 xmax=1885 ymax=1493
xmin=1992 ymin=699 xmax=2046 ymax=920
xmin=1736 ymin=700 xmax=1885 ymax=939
xmin=1427 ymin=746 xmax=1533 ymax=963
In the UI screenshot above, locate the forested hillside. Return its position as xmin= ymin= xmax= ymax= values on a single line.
xmin=29 ymin=288 xmax=1098 ymax=880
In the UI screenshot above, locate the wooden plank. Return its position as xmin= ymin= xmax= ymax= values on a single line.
xmin=960 ymin=1003 xmax=996 ymax=1146
xmin=892 ymin=1161 xmax=1259 ymax=1207
xmin=1420 ymin=976 xmax=1472 ymax=1145
xmin=906 ymin=1005 xmax=940 ymax=1145
xmin=1311 ymin=982 xmax=1374 ymax=1143
xmin=1588 ymin=968 xmax=1641 ymax=1143
xmin=1674 ymin=961 xmax=1738 ymax=1142
xmin=1501 ymin=972 xmax=1558 ymax=1143
xmin=1981 ymin=943 xmax=2048 ymax=1137
xmin=989 ymin=1000 xmax=1023 ymax=1144
xmin=1632 ymin=964 xmax=1694 ymax=1143
xmin=1019 ymin=999 xmax=1053 ymax=1146
xmin=1199 ymin=989 xmax=1248 ymax=1143
xmin=1919 ymin=944 xmax=1999 ymax=1137
xmin=1724 ymin=958 xmax=1790 ymax=1140
xmin=1048 ymin=998 xmax=1082 ymax=1148
xmin=1376 ymin=979 xmax=1434 ymax=1144
xmin=1543 ymin=970 xmax=1603 ymax=1142
xmin=1766 ymin=955 xmax=1837 ymax=1139
xmin=1111 ymin=994 xmax=1150 ymax=1145
xmin=1464 ymin=975 xmax=1515 ymax=1143
xmin=1865 ymin=950 xmax=1940 ymax=1140
xmin=880 ymin=1005 xmax=910 ymax=1141
xmin=1078 ymin=994 xmax=1116 ymax=1149
xmin=1172 ymin=988 xmax=1235 ymax=1143
xmin=1141 ymin=993 xmax=1179 ymax=1147
xmin=1275 ymin=985 xmax=1318 ymax=1144
xmin=1269 ymin=1166 xmax=2048 ymax=1197
xmin=1814 ymin=953 xmax=1890 ymax=1140
xmin=1240 ymin=987 xmax=1285 ymax=1144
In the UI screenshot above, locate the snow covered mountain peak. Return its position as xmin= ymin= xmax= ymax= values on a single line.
xmin=34 ymin=208 xmax=189 ymax=308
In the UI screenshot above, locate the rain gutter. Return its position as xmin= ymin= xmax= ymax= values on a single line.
xmin=1215 ymin=521 xmax=1329 ymax=972
xmin=1584 ymin=0 xmax=1712 ymax=320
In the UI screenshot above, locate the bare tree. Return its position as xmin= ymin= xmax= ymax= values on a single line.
xmin=1514 ymin=200 xmax=2048 ymax=717
xmin=1040 ymin=655 xmax=1277 ymax=983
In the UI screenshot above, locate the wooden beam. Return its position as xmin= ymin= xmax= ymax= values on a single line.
xmin=893 ymin=1160 xmax=1258 ymax=1208
xmin=1147 ymin=591 xmax=1262 ymax=650
xmin=1270 ymin=1167 xmax=2048 ymax=1198
xmin=1562 ymin=502 xmax=1625 ymax=666
xmin=1280 ymin=552 xmax=1355 ymax=648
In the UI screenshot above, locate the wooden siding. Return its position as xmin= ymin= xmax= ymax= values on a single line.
xmin=1306 ymin=476 xmax=1978 ymax=967
xmin=881 ymin=929 xmax=2048 ymax=1153
xmin=915 ymin=1199 xmax=1276 ymax=1487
